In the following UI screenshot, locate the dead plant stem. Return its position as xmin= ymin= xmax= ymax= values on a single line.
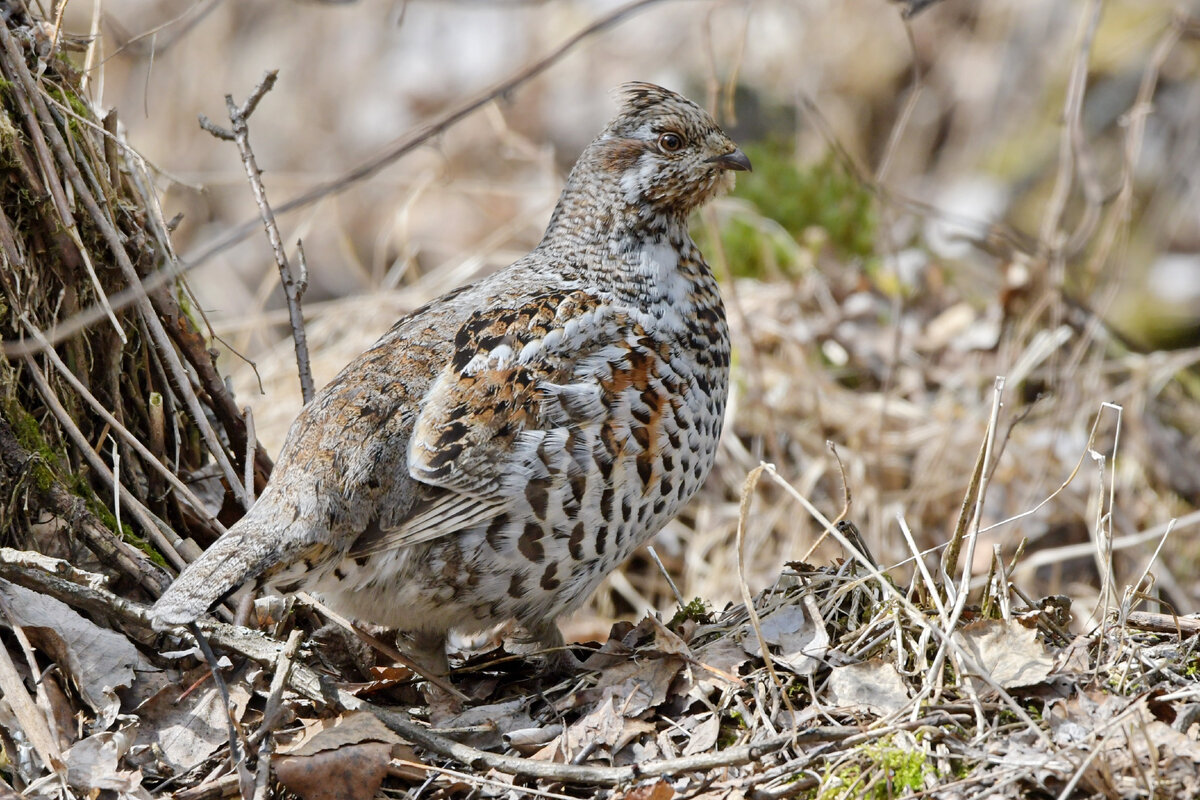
xmin=19 ymin=319 xmax=225 ymax=536
xmin=0 ymin=22 xmax=251 ymax=509
xmin=22 ymin=354 xmax=188 ymax=572
xmin=200 ymin=70 xmax=315 ymax=404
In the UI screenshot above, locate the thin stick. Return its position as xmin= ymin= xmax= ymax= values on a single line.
xmin=23 ymin=354 xmax=189 ymax=572
xmin=897 ymin=512 xmax=945 ymax=619
xmin=1037 ymin=0 xmax=1102 ymax=257
xmin=188 ymin=622 xmax=254 ymax=797
xmin=250 ymin=628 xmax=304 ymax=797
xmin=646 ymin=545 xmax=684 ymax=607
xmin=735 ymin=465 xmax=796 ymax=719
xmin=798 ymin=441 xmax=852 ymax=563
xmin=19 ymin=318 xmax=225 ymax=535
xmin=1093 ymin=402 xmax=1122 ymax=626
xmin=243 ymin=407 xmax=257 ymax=506
xmin=200 ymin=71 xmax=315 ymax=404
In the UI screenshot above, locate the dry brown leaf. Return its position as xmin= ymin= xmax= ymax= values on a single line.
xmin=567 ymin=695 xmax=625 ymax=755
xmin=350 ymin=664 xmax=417 ymax=697
xmin=620 ymin=779 xmax=675 ymax=800
xmin=274 ymin=741 xmax=392 ymax=800
xmin=277 ymin=710 xmax=402 ymax=757
xmin=271 ymin=698 xmax=405 ymax=799
xmin=646 ymin=616 xmax=695 ymax=660
xmin=0 ymin=642 xmax=63 ymax=775
xmin=952 ymin=619 xmax=1056 ymax=691
xmin=0 ymin=579 xmax=153 ymax=728
xmin=740 ymin=595 xmax=829 ymax=675
xmin=130 ymin=667 xmax=251 ymax=773
xmin=63 ymin=730 xmax=149 ymax=796
xmin=681 ymin=712 xmax=721 ymax=756
xmin=604 ymin=656 xmax=684 ymax=717
xmin=693 ymin=636 xmax=750 ymax=691
xmin=536 ymin=694 xmax=656 ymax=764
xmin=386 ymin=744 xmax=429 ymax=781
xmin=825 ymin=659 xmax=912 ymax=716
xmin=690 ymin=787 xmax=747 ymax=800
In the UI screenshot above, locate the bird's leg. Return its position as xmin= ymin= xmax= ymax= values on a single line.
xmin=402 ymin=628 xmax=450 ymax=677
xmin=518 ymin=619 xmax=584 ymax=673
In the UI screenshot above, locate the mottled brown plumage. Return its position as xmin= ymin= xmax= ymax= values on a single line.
xmin=151 ymin=83 xmax=749 ymax=665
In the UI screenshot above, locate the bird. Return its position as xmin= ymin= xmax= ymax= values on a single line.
xmin=151 ymin=82 xmax=750 ymax=671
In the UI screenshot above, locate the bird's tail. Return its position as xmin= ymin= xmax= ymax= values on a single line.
xmin=150 ymin=502 xmax=312 ymax=631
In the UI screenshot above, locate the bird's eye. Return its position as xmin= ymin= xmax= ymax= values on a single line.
xmin=657 ymin=132 xmax=684 ymax=153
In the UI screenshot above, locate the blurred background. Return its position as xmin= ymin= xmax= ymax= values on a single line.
xmin=67 ymin=0 xmax=1200 ymax=638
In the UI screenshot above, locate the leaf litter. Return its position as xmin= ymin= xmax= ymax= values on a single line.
xmin=0 ymin=2 xmax=1199 ymax=798
xmin=5 ymin=530 xmax=1200 ymax=798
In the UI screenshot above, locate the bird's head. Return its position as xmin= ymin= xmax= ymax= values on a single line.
xmin=580 ymin=82 xmax=751 ymax=222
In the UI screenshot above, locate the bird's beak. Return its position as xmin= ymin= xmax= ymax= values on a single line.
xmin=707 ymin=148 xmax=752 ymax=172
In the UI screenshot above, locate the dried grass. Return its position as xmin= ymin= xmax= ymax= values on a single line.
xmin=1 ymin=0 xmax=1199 ymax=797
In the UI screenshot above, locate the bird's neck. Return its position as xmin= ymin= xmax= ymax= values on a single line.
xmin=541 ymin=179 xmax=683 ymax=242
xmin=538 ymin=193 xmax=720 ymax=327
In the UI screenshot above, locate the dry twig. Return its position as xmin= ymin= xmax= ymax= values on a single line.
xmin=200 ymin=71 xmax=315 ymax=404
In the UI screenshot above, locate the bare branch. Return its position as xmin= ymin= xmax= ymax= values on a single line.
xmin=203 ymin=69 xmax=315 ymax=403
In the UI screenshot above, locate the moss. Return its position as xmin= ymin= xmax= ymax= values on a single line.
xmin=0 ymin=364 xmax=166 ymax=564
xmin=45 ymin=84 xmax=93 ymax=139
xmin=863 ymin=738 xmax=931 ymax=798
xmin=698 ymin=142 xmax=877 ymax=279
xmin=86 ymin=493 xmax=166 ymax=566
xmin=174 ymin=284 xmax=207 ymax=343
xmin=817 ymin=764 xmax=863 ymax=800
xmin=669 ymin=596 xmax=713 ymax=627
xmin=0 ymin=389 xmax=60 ymax=493
xmin=717 ymin=712 xmax=746 ymax=749
xmin=69 ymin=467 xmax=168 ymax=566
xmin=812 ymin=736 xmax=935 ymax=799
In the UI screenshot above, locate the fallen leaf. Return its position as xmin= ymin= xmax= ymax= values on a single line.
xmin=692 ymin=636 xmax=749 ymax=695
xmin=740 ymin=595 xmax=829 ymax=675
xmin=130 ymin=666 xmax=251 ymax=773
xmin=620 ymin=779 xmax=675 ymax=800
xmin=64 ymin=730 xmax=149 ymax=796
xmin=272 ymin=712 xmax=404 ymax=800
xmin=646 ymin=617 xmax=695 ymax=660
xmin=952 ymin=619 xmax=1056 ymax=691
xmin=274 ymin=741 xmax=392 ymax=800
xmin=825 ymin=659 xmax=912 ymax=716
xmin=554 ymin=695 xmax=655 ymax=763
xmin=603 ymin=657 xmax=684 ymax=717
xmin=0 ymin=579 xmax=154 ymax=728
xmin=277 ymin=710 xmax=402 ymax=757
xmin=681 ymin=713 xmax=720 ymax=756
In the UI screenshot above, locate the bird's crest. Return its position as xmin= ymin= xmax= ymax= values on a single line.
xmin=612 ymin=81 xmax=699 ymax=119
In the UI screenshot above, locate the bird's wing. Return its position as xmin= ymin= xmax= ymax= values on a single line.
xmin=348 ymin=289 xmax=680 ymax=556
